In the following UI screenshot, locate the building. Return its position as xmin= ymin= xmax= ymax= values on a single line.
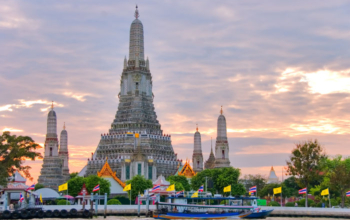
xmin=192 ymin=125 xmax=203 ymax=172
xmin=176 ymin=160 xmax=196 ymax=179
xmin=267 ymin=166 xmax=279 ymax=183
xmin=59 ymin=122 xmax=70 ymax=181
xmin=81 ymin=6 xmax=180 ymax=181
xmin=204 ymin=137 xmax=216 ymax=169
xmin=38 ymin=104 xmax=69 ymax=190
xmin=97 ymin=159 xmax=127 ymax=196
xmin=214 ymin=106 xmax=231 ymax=168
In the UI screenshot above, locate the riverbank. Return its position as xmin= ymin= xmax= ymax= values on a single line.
xmin=261 ymin=206 xmax=350 ymax=218
xmin=37 ymin=205 xmax=350 ymax=218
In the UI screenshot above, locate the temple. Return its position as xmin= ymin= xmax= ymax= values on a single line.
xmin=38 ymin=104 xmax=69 ymax=190
xmin=267 ymin=166 xmax=279 ymax=183
xmin=192 ymin=125 xmax=203 ymax=172
xmin=204 ymin=137 xmax=216 ymax=169
xmin=176 ymin=160 xmax=196 ymax=179
xmin=97 ymin=159 xmax=126 ymax=196
xmin=214 ymin=106 xmax=231 ymax=168
xmin=82 ymin=6 xmax=180 ymax=181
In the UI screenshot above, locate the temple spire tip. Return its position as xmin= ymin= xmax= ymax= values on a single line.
xmin=134 ymin=5 xmax=139 ymax=19
xmin=220 ymin=105 xmax=223 ymax=115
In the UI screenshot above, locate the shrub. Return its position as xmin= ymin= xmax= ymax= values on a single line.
xmin=268 ymin=201 xmax=280 ymax=206
xmin=107 ymin=199 xmax=122 ymax=205
xmin=297 ymin=198 xmax=314 ymax=207
xmin=113 ymin=196 xmax=130 ymax=205
xmin=57 ymin=200 xmax=71 ymax=205
xmin=285 ymin=202 xmax=295 ymax=207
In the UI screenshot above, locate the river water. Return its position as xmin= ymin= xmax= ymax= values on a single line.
xmin=33 ymin=217 xmax=342 ymax=220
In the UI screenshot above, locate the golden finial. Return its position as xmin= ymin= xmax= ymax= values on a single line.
xmin=51 ymin=101 xmax=54 ymax=109
xmin=196 ymin=124 xmax=198 ymax=132
xmin=63 ymin=122 xmax=66 ymax=130
xmin=106 ymin=156 xmax=108 ymax=162
xmin=220 ymin=105 xmax=223 ymax=115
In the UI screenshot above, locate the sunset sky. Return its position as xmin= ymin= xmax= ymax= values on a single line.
xmin=1 ymin=1 xmax=350 ymax=184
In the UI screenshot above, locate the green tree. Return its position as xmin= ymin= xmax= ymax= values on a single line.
xmin=70 ymin=172 xmax=79 ymax=179
xmin=0 ymin=131 xmax=42 ymax=186
xmin=126 ymin=175 xmax=152 ymax=201
xmin=286 ymin=140 xmax=326 ymax=207
xmin=191 ymin=169 xmax=213 ymax=192
xmin=282 ymin=176 xmax=300 ymax=197
xmin=324 ymin=156 xmax=350 ymax=208
xmin=85 ymin=175 xmax=111 ymax=196
xmin=239 ymin=174 xmax=266 ymax=196
xmin=34 ymin=183 xmax=45 ymax=191
xmin=259 ymin=183 xmax=281 ymax=197
xmin=67 ymin=176 xmax=85 ymax=197
xmin=191 ymin=167 xmax=245 ymax=196
xmin=166 ymin=175 xmax=191 ymax=191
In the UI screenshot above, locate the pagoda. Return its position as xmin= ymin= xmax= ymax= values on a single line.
xmin=82 ymin=6 xmax=179 ymax=181
xmin=176 ymin=160 xmax=196 ymax=179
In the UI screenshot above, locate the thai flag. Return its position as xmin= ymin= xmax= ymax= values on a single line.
xmin=152 ymin=184 xmax=160 ymax=192
xmin=346 ymin=191 xmax=350 ymax=197
xmin=299 ymin=188 xmax=307 ymax=194
xmin=198 ymin=185 xmax=204 ymax=192
xmin=19 ymin=193 xmax=24 ymax=202
xmin=249 ymin=186 xmax=257 ymax=193
xmin=92 ymin=184 xmax=100 ymax=192
xmin=175 ymin=190 xmax=184 ymax=197
xmin=26 ymin=184 xmax=35 ymax=191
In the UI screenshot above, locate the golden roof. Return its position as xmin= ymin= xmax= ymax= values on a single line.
xmin=178 ymin=160 xmax=196 ymax=178
xmin=97 ymin=159 xmax=126 ymax=188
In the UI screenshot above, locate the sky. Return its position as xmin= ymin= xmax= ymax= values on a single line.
xmin=1 ymin=1 xmax=350 ymax=184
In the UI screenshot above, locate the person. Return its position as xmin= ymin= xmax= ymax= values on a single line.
xmin=295 ymin=202 xmax=298 ymax=207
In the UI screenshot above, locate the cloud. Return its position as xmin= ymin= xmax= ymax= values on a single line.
xmin=2 ymin=127 xmax=23 ymax=132
xmin=1 ymin=1 xmax=350 ymax=184
xmin=0 ymin=100 xmax=64 ymax=112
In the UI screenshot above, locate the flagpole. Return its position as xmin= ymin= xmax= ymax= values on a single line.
xmin=130 ymin=187 xmax=131 ymax=205
xmin=67 ymin=185 xmax=68 ymax=205
xmin=328 ymin=188 xmax=331 ymax=208
xmin=281 ymin=168 xmax=283 ymax=207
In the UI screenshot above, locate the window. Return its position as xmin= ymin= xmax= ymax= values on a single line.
xmin=148 ymin=166 xmax=153 ymax=180
xmin=126 ymin=165 xmax=130 ymax=179
xmin=50 ymin=147 xmax=52 ymax=156
xmin=138 ymin=163 xmax=142 ymax=175
xmin=135 ymin=82 xmax=139 ymax=90
xmin=197 ymin=161 xmax=199 ymax=166
xmin=222 ymin=150 xmax=225 ymax=159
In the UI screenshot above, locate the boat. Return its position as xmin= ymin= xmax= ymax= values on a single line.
xmin=227 ymin=196 xmax=274 ymax=219
xmin=152 ymin=195 xmax=273 ymax=219
xmin=153 ymin=202 xmax=253 ymax=219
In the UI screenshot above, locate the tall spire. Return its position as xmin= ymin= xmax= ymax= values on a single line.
xmin=51 ymin=101 xmax=54 ymax=109
xmin=63 ymin=122 xmax=66 ymax=130
xmin=134 ymin=5 xmax=139 ymax=19
xmin=211 ymin=137 xmax=213 ymax=153
xmin=220 ymin=105 xmax=223 ymax=115
xmin=129 ymin=5 xmax=144 ymax=61
xmin=196 ymin=124 xmax=198 ymax=132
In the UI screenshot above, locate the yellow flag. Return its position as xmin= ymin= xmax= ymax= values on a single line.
xmin=166 ymin=184 xmax=175 ymax=191
xmin=39 ymin=194 xmax=43 ymax=203
xmin=58 ymin=183 xmax=68 ymax=192
xmin=273 ymin=187 xmax=282 ymax=194
xmin=321 ymin=188 xmax=329 ymax=196
xmin=191 ymin=191 xmax=198 ymax=198
xmin=224 ymin=185 xmax=231 ymax=192
xmin=123 ymin=184 xmax=131 ymax=191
